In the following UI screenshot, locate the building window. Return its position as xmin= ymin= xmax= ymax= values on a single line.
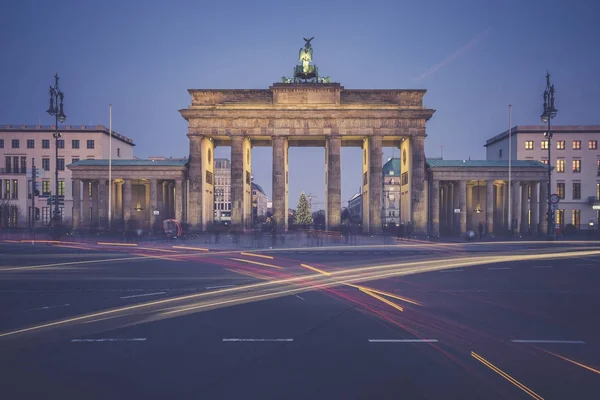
xmin=572 ymin=159 xmax=581 ymax=173
xmin=573 ymin=140 xmax=581 ymax=150
xmin=572 ymin=209 xmax=581 ymax=228
xmin=5 ymin=157 xmax=11 ymax=173
xmin=72 ymin=158 xmax=79 ymax=164
xmin=42 ymin=139 xmax=50 ymax=149
xmin=556 ymin=209 xmax=564 ymax=227
xmin=541 ymin=159 xmax=549 ymax=165
xmin=557 ymin=182 xmax=565 ymax=199
xmin=58 ymin=181 xmax=65 ymax=196
xmin=598 ymin=159 xmax=600 ymax=176
xmin=0 ymin=139 xmax=3 ymax=148
xmin=87 ymin=140 xmax=95 ymax=149
xmin=597 ymin=183 xmax=600 ymax=199
xmin=57 ymin=139 xmax=64 ymax=149
xmin=557 ymin=140 xmax=565 ymax=150
xmin=42 ymin=158 xmax=50 ymax=171
xmin=572 ymin=182 xmax=581 ymax=200
xmin=42 ymin=180 xmax=50 ymax=195
xmin=57 ymin=158 xmax=65 ymax=171
xmin=72 ymin=139 xmax=80 ymax=149
xmin=117 ymin=148 xmax=121 ymax=157
xmin=11 ymin=139 xmax=19 ymax=148
xmin=27 ymin=139 xmax=35 ymax=149
xmin=590 ymin=140 xmax=598 ymax=150
xmin=556 ymin=159 xmax=565 ymax=172
xmin=12 ymin=180 xmax=18 ymax=199
xmin=498 ymin=149 xmax=503 ymax=158
xmin=20 ymin=157 xmax=26 ymax=172
xmin=525 ymin=140 xmax=534 ymax=150
xmin=541 ymin=140 xmax=548 ymax=150
xmin=4 ymin=180 xmax=10 ymax=199
xmin=13 ymin=157 xmax=19 ymax=173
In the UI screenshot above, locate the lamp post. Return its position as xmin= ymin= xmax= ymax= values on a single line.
xmin=541 ymin=72 xmax=558 ymax=238
xmin=46 ymin=74 xmax=67 ymax=224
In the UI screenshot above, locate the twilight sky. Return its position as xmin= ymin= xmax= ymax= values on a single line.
xmin=1 ymin=0 xmax=599 ymax=208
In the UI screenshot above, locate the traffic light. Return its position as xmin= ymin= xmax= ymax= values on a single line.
xmin=35 ymin=207 xmax=40 ymax=221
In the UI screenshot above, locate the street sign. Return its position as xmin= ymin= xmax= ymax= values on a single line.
xmin=153 ymin=210 xmax=160 ymax=216
xmin=550 ymin=193 xmax=560 ymax=204
xmin=454 ymin=208 xmax=461 ymax=214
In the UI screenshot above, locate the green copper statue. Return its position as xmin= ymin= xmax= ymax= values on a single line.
xmin=299 ymin=37 xmax=314 ymax=74
xmin=280 ymin=38 xmax=333 ymax=84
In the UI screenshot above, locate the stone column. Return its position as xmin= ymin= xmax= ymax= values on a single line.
xmin=97 ymin=180 xmax=107 ymax=229
xmin=82 ymin=180 xmax=90 ymax=228
xmin=168 ymin=182 xmax=175 ymax=219
xmin=486 ymin=180 xmax=494 ymax=235
xmin=272 ymin=136 xmax=289 ymax=232
xmin=175 ymin=179 xmax=183 ymax=222
xmin=368 ymin=136 xmax=383 ymax=233
xmin=325 ymin=136 xmax=341 ymax=231
xmin=187 ymin=136 xmax=202 ymax=229
xmin=410 ymin=136 xmax=427 ymax=233
xmin=539 ymin=181 xmax=548 ymax=234
xmin=123 ymin=179 xmax=132 ymax=229
xmin=231 ymin=136 xmax=252 ymax=230
xmin=187 ymin=136 xmax=214 ymax=230
xmin=531 ymin=182 xmax=539 ymax=235
xmin=90 ymin=181 xmax=98 ymax=227
xmin=72 ymin=179 xmax=81 ymax=229
xmin=452 ymin=181 xmax=460 ymax=234
xmin=459 ymin=180 xmax=467 ymax=234
xmin=521 ymin=183 xmax=529 ymax=234
xmin=115 ymin=182 xmax=122 ymax=225
xmin=362 ymin=138 xmax=370 ymax=231
xmin=511 ymin=180 xmax=521 ymax=232
xmin=150 ymin=179 xmax=158 ymax=228
xmin=431 ymin=179 xmax=440 ymax=236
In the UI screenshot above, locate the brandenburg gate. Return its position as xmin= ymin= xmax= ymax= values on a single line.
xmin=181 ymin=38 xmax=435 ymax=233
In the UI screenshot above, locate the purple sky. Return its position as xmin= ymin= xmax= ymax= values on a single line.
xmin=1 ymin=0 xmax=599 ymax=208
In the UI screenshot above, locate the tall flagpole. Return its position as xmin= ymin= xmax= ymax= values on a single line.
xmin=108 ymin=104 xmax=112 ymax=230
xmin=507 ymin=104 xmax=512 ymax=232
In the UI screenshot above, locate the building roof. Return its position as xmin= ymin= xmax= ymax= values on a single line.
xmin=485 ymin=125 xmax=600 ymax=147
xmin=69 ymin=159 xmax=188 ymax=167
xmin=348 ymin=192 xmax=362 ymax=202
xmin=0 ymin=124 xmax=135 ymax=146
xmin=426 ymin=159 xmax=547 ymax=168
xmin=382 ymin=158 xmax=400 ymax=176
xmin=251 ymin=182 xmax=266 ymax=195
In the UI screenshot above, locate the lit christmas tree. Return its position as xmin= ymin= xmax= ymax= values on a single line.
xmin=294 ymin=192 xmax=313 ymax=226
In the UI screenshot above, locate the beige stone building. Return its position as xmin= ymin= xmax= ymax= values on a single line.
xmin=486 ymin=125 xmax=600 ymax=230
xmin=0 ymin=124 xmax=134 ymax=228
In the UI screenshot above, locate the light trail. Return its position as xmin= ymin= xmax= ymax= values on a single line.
xmin=540 ymin=348 xmax=600 ymax=375
xmin=2 ymin=249 xmax=600 ymax=339
xmin=97 ymin=242 xmax=138 ymax=247
xmin=359 ymin=288 xmax=403 ymax=312
xmin=471 ymin=351 xmax=544 ymax=399
xmin=171 ymin=246 xmax=208 ymax=251
xmin=240 ymin=252 xmax=274 ymax=260
xmin=229 ymin=258 xmax=284 ymax=269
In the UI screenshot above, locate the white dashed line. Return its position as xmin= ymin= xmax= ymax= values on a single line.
xmin=532 ymin=265 xmax=552 ymax=269
xmin=368 ymin=339 xmax=439 ymax=343
xmin=295 ymin=295 xmax=306 ymax=301
xmin=511 ymin=340 xmax=585 ymax=344
xmin=488 ymin=267 xmax=511 ymax=270
xmin=71 ymin=338 xmax=146 ymax=342
xmin=120 ymin=292 xmax=166 ymax=299
xmin=222 ymin=338 xmax=294 ymax=342
xmin=31 ymin=303 xmax=70 ymax=311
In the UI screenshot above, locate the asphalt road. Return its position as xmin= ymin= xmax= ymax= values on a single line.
xmin=0 ymin=239 xmax=599 ymax=399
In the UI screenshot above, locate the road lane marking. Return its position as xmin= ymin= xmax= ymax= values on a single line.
xmin=71 ymin=338 xmax=146 ymax=342
xmin=229 ymin=258 xmax=284 ymax=269
xmin=240 ymin=252 xmax=274 ymax=260
xmin=295 ymin=295 xmax=306 ymax=301
xmin=120 ymin=292 xmax=166 ymax=299
xmin=172 ymin=245 xmax=208 ymax=251
xmin=488 ymin=267 xmax=511 ymax=270
xmin=222 ymin=338 xmax=293 ymax=342
xmin=20 ymin=240 xmax=60 ymax=244
xmin=540 ymin=349 xmax=600 ymax=375
xmin=368 ymin=339 xmax=438 ymax=343
xmin=97 ymin=242 xmax=138 ymax=247
xmin=439 ymin=269 xmax=464 ymax=273
xmin=471 ymin=351 xmax=544 ymax=400
xmin=31 ymin=304 xmax=70 ymax=311
xmin=136 ymin=247 xmax=179 ymax=253
xmin=511 ymin=340 xmax=585 ymax=344
xmin=532 ymin=265 xmax=552 ymax=269
xmin=205 ymin=285 xmax=236 ymax=290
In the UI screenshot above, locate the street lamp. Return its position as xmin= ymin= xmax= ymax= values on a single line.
xmin=541 ymin=72 xmax=558 ymax=238
xmin=46 ymin=73 xmax=67 ymax=224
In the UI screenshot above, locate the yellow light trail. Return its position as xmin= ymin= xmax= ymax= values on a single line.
xmin=471 ymin=351 xmax=544 ymax=400
xmin=136 ymin=247 xmax=179 ymax=253
xmin=300 ymin=263 xmax=331 ymax=275
xmin=541 ymin=349 xmax=600 ymax=375
xmin=359 ymin=288 xmax=404 ymax=312
xmin=2 ymin=249 xmax=600 ymax=338
xmin=229 ymin=258 xmax=284 ymax=269
xmin=97 ymin=242 xmax=138 ymax=247
xmin=20 ymin=240 xmax=61 ymax=244
xmin=0 ymin=255 xmax=154 ymax=272
xmin=240 ymin=252 xmax=274 ymax=260
xmin=348 ymin=284 xmax=423 ymax=306
xmin=172 ymin=246 xmax=208 ymax=251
